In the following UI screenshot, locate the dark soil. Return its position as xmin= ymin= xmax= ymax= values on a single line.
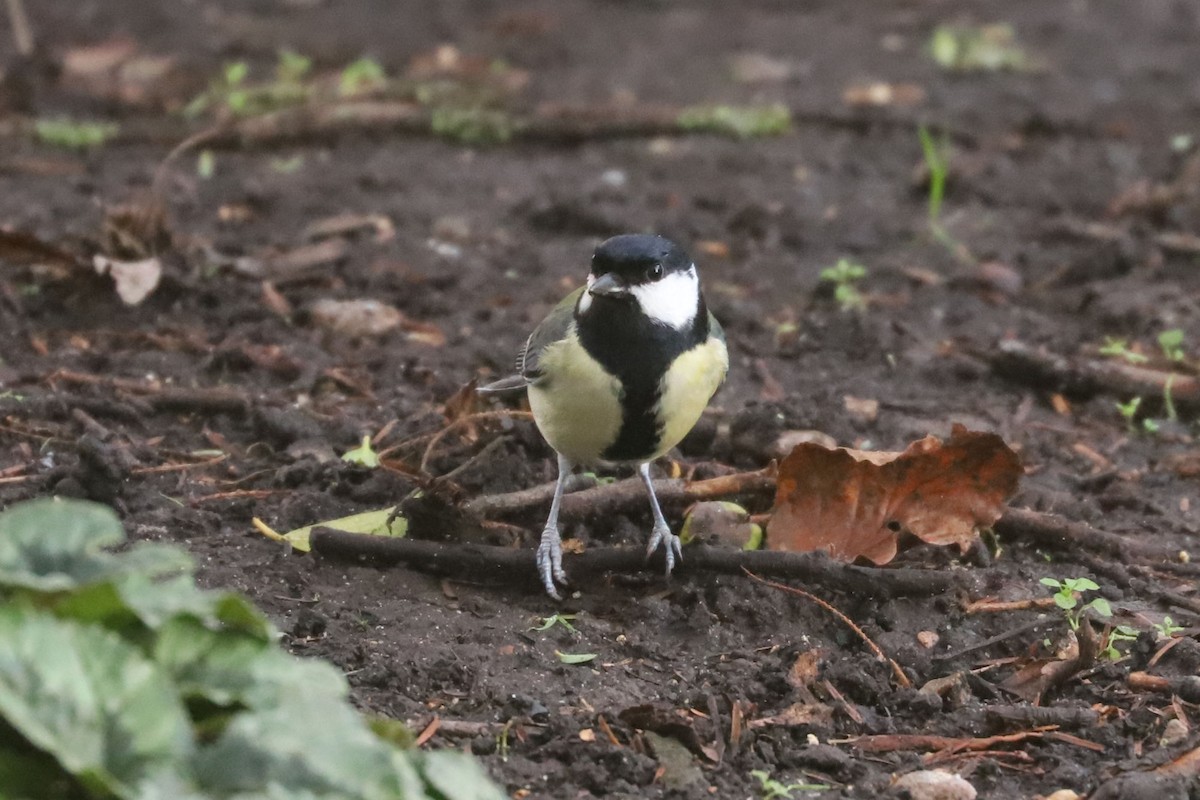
xmin=3 ymin=1 xmax=1200 ymax=797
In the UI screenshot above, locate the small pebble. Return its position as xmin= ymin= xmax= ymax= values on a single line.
xmin=893 ymin=769 xmax=977 ymax=800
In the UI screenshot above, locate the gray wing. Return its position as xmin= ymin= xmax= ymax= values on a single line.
xmin=479 ymin=288 xmax=581 ymax=394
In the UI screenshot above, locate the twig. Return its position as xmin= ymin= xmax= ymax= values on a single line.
xmin=47 ymin=369 xmax=254 ymax=417
xmin=984 ymin=339 xmax=1200 ymax=413
xmin=996 ymin=506 xmax=1187 ymax=563
xmin=742 ymin=569 xmax=911 ymax=688
xmin=307 ymin=530 xmax=963 ymax=598
xmin=418 ymin=410 xmax=533 ymax=474
xmin=5 ymin=0 xmax=33 ymax=56
xmin=1128 ymin=671 xmax=1200 ymax=703
xmin=966 ymin=596 xmax=1057 ymax=614
xmin=843 ymin=728 xmax=1104 ymax=755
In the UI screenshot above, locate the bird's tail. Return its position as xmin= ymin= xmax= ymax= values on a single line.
xmin=477 ymin=374 xmax=529 ymax=394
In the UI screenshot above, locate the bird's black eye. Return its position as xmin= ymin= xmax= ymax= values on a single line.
xmin=647 ymin=263 xmax=664 ymax=282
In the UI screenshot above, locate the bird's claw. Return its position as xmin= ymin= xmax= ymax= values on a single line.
xmin=536 ymin=526 xmax=569 ymax=600
xmin=646 ymin=524 xmax=683 ymax=576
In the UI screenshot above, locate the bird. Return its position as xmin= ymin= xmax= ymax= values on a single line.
xmin=479 ymin=233 xmax=728 ymax=598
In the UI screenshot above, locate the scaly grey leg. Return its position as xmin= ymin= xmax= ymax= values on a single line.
xmin=536 ymin=453 xmax=572 ymax=599
xmin=639 ymin=462 xmax=682 ymax=575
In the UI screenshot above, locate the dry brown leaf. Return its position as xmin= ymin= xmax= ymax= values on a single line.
xmin=92 ymin=255 xmax=162 ymax=305
xmin=309 ymin=298 xmax=403 ymax=337
xmin=766 ymin=425 xmax=1021 ymax=563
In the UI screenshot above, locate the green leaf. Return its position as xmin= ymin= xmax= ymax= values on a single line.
xmin=1066 ymin=578 xmax=1100 ymax=592
xmin=342 ymin=435 xmax=381 ymax=468
xmin=0 ymin=498 xmax=190 ymax=593
xmin=0 ymin=607 xmax=194 ymax=795
xmin=1039 ymin=577 xmax=1062 ymax=588
xmin=418 ymin=750 xmax=509 ymax=800
xmin=555 ymin=650 xmax=597 ymax=665
xmin=1087 ymin=597 xmax=1113 ymax=618
xmin=192 ymin=679 xmax=414 ymax=798
xmin=1053 ymin=593 xmax=1077 ymax=611
xmin=264 ymin=506 xmax=405 ymax=553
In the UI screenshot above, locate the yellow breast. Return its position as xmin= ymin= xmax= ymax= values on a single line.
xmin=653 ymin=335 xmax=729 ymax=459
xmin=527 ymin=333 xmax=624 ymax=465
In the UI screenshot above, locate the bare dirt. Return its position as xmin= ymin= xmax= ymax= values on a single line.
xmin=2 ymin=1 xmax=1200 ymax=797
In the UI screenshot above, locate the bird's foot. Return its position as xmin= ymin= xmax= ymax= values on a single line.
xmin=646 ymin=523 xmax=683 ymax=576
xmin=536 ymin=526 xmax=569 ymax=600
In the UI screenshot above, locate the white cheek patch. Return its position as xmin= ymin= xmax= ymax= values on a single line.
xmin=629 ymin=267 xmax=699 ymax=330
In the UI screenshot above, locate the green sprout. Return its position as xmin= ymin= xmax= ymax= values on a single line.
xmin=677 ymin=104 xmax=792 ymax=139
xmin=751 ymin=770 xmax=830 ymax=799
xmin=1099 ymin=337 xmax=1148 ymax=364
xmin=917 ymin=124 xmax=968 ymax=259
xmin=340 ymin=57 xmax=388 ymax=96
xmin=33 ymin=117 xmax=119 ymax=150
xmin=1153 ymin=616 xmax=1184 ymax=639
xmin=275 ymin=48 xmax=313 ymax=84
xmin=1101 ymin=625 xmax=1139 ymax=661
xmin=430 ymin=107 xmax=516 ymax=145
xmin=819 ymin=258 xmax=868 ymax=312
xmin=928 ymin=23 xmax=1031 ymax=72
xmin=196 ymin=149 xmax=216 ymax=179
xmin=1158 ymin=329 xmax=1186 ymax=362
xmin=1040 ymin=576 xmax=1112 ymax=631
xmin=1163 ymin=373 xmax=1178 ymax=422
xmin=530 ymin=613 xmax=578 ymax=634
xmin=341 ymin=435 xmax=380 ymax=468
xmin=1115 ymin=396 xmax=1142 ymax=432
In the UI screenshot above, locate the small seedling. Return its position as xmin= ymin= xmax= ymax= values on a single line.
xmin=430 ymin=106 xmax=515 ymax=145
xmin=340 ymin=57 xmax=388 ymax=96
xmin=1101 ymin=625 xmax=1139 ymax=661
xmin=1163 ymin=373 xmax=1179 ymax=422
xmin=677 ymin=103 xmax=791 ymax=139
xmin=1099 ymin=336 xmax=1148 ymax=364
xmin=1115 ymin=396 xmax=1142 ymax=432
xmin=530 ymin=613 xmax=578 ymax=634
xmin=1040 ymin=576 xmax=1112 ymax=631
xmin=1158 ymin=329 xmax=1186 ymax=362
xmin=1153 ymin=615 xmax=1184 ymax=639
xmin=554 ymin=650 xmax=597 ymax=665
xmin=751 ymin=770 xmax=829 ymax=799
xmin=196 ymin=149 xmax=216 ymax=179
xmin=918 ymin=125 xmax=948 ymax=230
xmin=341 ymin=435 xmax=380 ymax=468
xmin=928 ymin=23 xmax=1031 ymax=72
xmin=34 ymin=118 xmax=119 ymax=150
xmin=819 ymin=258 xmax=868 ymax=311
xmin=275 ymin=48 xmax=313 ymax=84
xmin=1142 ymin=418 xmax=1161 ymax=434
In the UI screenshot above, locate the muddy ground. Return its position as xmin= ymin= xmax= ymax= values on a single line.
xmin=2 ymin=1 xmax=1200 ymax=797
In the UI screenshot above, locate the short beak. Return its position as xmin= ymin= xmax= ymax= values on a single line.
xmin=588 ymin=272 xmax=629 ymax=298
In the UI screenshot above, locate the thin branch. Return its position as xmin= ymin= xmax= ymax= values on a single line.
xmin=307 ymin=529 xmax=964 ymax=598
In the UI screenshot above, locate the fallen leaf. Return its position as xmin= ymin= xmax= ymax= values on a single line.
xmin=310 ymin=298 xmax=404 ymax=337
xmin=747 ymin=702 xmax=834 ymax=729
xmin=92 ymin=254 xmax=161 ymax=305
xmin=253 ymin=506 xmax=404 ymax=553
xmin=555 ymin=650 xmax=597 ymax=665
xmin=767 ymin=425 xmax=1021 ymax=563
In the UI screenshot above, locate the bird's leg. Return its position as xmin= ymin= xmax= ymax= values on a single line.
xmin=639 ymin=462 xmax=682 ymax=575
xmin=536 ymin=453 xmax=572 ymax=599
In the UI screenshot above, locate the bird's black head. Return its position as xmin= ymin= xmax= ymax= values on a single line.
xmin=579 ymin=233 xmax=704 ymax=332
xmin=589 ymin=234 xmax=693 ymax=288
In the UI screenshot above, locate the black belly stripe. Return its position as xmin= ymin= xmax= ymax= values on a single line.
xmin=576 ymin=294 xmax=709 ymax=462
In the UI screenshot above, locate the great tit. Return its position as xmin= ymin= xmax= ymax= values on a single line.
xmin=480 ymin=233 xmax=728 ymax=598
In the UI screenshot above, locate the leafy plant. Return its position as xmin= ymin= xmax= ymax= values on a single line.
xmin=34 ymin=118 xmax=119 ymax=150
xmin=342 ymin=435 xmax=380 ymax=467
xmin=1101 ymin=625 xmax=1139 ymax=661
xmin=1158 ymin=329 xmax=1186 ymax=362
xmin=430 ymin=107 xmax=516 ymax=145
xmin=677 ymin=104 xmax=791 ymax=139
xmin=928 ymin=23 xmax=1031 ymax=72
xmin=819 ymin=258 xmax=868 ymax=311
xmin=750 ymin=769 xmax=829 ymax=799
xmin=1099 ymin=336 xmax=1148 ymax=364
xmin=1115 ymin=396 xmax=1142 ymax=432
xmin=184 ymin=54 xmax=311 ymax=119
xmin=340 ymin=57 xmax=388 ymax=96
xmin=1040 ymin=576 xmax=1112 ymax=631
xmin=0 ymin=497 xmax=502 ymax=800
xmin=1154 ymin=615 xmax=1184 ymax=639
